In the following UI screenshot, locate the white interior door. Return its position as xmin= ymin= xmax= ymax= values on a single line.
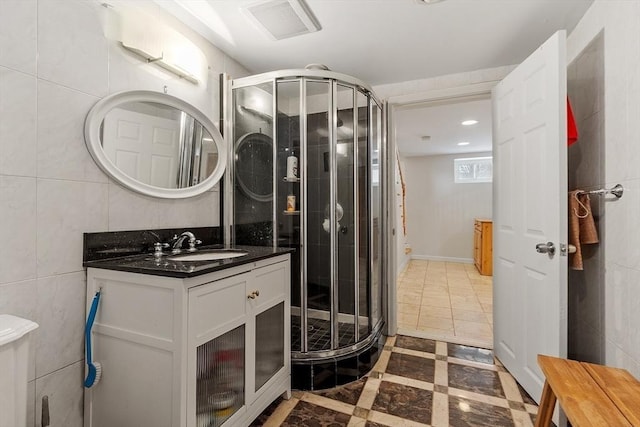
xmin=492 ymin=30 xmax=567 ymax=402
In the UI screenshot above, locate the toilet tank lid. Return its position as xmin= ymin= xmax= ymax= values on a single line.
xmin=0 ymin=314 xmax=38 ymax=346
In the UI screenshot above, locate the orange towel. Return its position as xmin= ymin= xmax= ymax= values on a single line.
xmin=568 ymin=190 xmax=599 ymax=270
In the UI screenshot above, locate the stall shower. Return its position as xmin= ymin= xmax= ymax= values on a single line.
xmin=229 ymin=68 xmax=386 ymax=389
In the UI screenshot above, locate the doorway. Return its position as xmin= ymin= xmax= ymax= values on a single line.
xmin=388 ymin=90 xmax=495 ymax=349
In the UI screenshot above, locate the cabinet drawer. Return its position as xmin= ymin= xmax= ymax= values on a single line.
xmin=189 ymin=273 xmax=248 ymax=343
xmin=249 ymin=262 xmax=287 ymax=310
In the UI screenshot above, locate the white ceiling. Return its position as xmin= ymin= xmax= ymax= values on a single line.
xmin=157 ymin=0 xmax=593 ymax=86
xmin=156 ymin=0 xmax=593 ymax=157
xmin=396 ymin=97 xmax=492 ymax=157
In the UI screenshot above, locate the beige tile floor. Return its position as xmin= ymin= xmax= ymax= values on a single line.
xmin=397 ymin=260 xmax=493 ymax=348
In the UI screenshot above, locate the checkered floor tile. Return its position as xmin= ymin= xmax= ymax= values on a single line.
xmin=252 ymin=335 xmax=544 ymax=427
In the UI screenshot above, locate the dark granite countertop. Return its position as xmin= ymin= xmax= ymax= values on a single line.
xmin=83 ymin=245 xmax=294 ymax=278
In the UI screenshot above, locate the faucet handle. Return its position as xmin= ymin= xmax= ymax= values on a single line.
xmin=153 ymin=242 xmax=170 ymax=257
xmin=188 ymin=239 xmax=202 ymax=252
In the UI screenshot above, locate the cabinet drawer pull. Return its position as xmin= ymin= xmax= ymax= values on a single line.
xmin=247 ymin=290 xmax=260 ymax=299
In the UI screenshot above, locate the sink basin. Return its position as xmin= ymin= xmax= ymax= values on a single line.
xmin=170 ymin=250 xmax=248 ymax=262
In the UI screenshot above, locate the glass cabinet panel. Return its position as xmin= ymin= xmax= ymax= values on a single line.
xmin=195 ymin=326 xmax=245 ymax=427
xmin=255 ymin=302 xmax=285 ymax=391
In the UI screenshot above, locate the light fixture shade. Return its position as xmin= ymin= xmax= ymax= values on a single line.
xmin=243 ymin=0 xmax=321 ymax=40
xmin=117 ymin=5 xmax=207 ymax=84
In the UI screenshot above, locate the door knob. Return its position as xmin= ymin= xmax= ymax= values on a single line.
xmin=536 ymin=242 xmax=556 ymax=256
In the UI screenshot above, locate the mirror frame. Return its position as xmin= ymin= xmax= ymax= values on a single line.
xmin=84 ymin=90 xmax=227 ymax=199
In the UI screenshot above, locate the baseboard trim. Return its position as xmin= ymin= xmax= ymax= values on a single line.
xmin=410 ymin=255 xmax=474 ymax=264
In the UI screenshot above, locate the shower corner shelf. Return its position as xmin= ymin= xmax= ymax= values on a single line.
xmin=283 ymin=177 xmax=300 ymax=183
xmin=283 ymin=210 xmax=300 ymax=215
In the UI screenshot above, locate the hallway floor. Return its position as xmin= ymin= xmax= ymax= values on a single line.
xmin=253 ymin=335 xmax=540 ymax=426
xmin=397 ymin=260 xmax=493 ymax=348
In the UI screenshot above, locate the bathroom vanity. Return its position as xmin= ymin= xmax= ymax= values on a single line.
xmin=83 ymin=246 xmax=291 ymax=427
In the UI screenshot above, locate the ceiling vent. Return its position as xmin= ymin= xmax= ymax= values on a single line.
xmin=243 ymin=0 xmax=321 ymax=41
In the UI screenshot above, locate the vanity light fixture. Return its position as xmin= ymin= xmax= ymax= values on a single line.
xmin=461 ymin=120 xmax=478 ymax=126
xmin=121 ymin=45 xmax=201 ymax=84
xmin=116 ymin=4 xmax=207 ymax=84
xmin=457 ymin=142 xmax=470 ymax=146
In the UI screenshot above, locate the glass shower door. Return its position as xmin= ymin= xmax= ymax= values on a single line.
xmin=275 ymin=80 xmax=302 ymax=352
xmin=305 ymin=80 xmax=332 ymax=352
xmin=232 ymin=82 xmax=275 ymax=247
xmin=357 ymin=91 xmax=371 ymax=338
xmin=370 ymin=100 xmax=383 ymax=328
xmin=336 ymin=84 xmax=356 ymax=347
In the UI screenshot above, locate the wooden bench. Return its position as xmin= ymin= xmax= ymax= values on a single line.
xmin=536 ymin=354 xmax=640 ymax=427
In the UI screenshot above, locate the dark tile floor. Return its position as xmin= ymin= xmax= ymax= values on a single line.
xmin=254 ymin=335 xmax=542 ymax=426
xmin=291 ymin=315 xmax=370 ymax=352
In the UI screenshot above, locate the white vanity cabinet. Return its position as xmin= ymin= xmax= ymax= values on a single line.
xmin=84 ymin=254 xmax=291 ymax=427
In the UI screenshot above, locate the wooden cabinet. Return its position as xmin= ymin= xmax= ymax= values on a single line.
xmin=85 ymin=254 xmax=290 ymax=427
xmin=474 ymin=219 xmax=493 ymax=276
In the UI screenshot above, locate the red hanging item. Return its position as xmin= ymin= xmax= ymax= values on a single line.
xmin=567 ymin=97 xmax=578 ymax=146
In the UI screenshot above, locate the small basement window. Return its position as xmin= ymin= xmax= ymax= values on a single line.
xmin=454 ymin=156 xmax=492 ymax=183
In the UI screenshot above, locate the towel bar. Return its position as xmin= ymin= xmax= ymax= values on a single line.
xmin=580 ymin=184 xmax=623 ymax=199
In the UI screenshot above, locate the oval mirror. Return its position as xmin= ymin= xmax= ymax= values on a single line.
xmin=84 ymin=91 xmax=226 ymax=199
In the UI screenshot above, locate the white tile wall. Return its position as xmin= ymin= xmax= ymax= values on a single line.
xmin=567 ymin=33 xmax=605 ymax=364
xmin=0 ymin=176 xmax=37 ymax=284
xmin=0 ymin=67 xmax=37 ymax=176
xmin=36 ymin=81 xmax=105 ymax=182
xmin=0 ymin=0 xmax=37 ymax=75
xmin=36 ymin=179 xmax=109 ymax=277
xmin=35 ymin=272 xmax=86 ymax=378
xmin=37 ymin=0 xmax=109 ymax=97
xmin=35 ymin=361 xmax=84 ymax=427
xmin=107 ymin=183 xmax=221 ymax=231
xmin=568 ymin=0 xmax=640 ymax=375
xmin=0 ymin=1 xmax=250 ymax=424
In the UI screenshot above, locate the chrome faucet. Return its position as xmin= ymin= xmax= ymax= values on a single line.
xmin=171 ymin=231 xmax=201 ymax=253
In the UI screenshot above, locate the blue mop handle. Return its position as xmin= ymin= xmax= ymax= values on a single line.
xmin=85 ymin=291 xmax=101 ymax=366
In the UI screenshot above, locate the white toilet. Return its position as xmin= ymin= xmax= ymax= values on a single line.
xmin=0 ymin=314 xmax=39 ymax=427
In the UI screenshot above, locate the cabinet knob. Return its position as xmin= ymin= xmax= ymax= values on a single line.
xmin=247 ymin=290 xmax=260 ymax=299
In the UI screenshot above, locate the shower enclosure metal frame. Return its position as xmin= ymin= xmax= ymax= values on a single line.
xmin=226 ymin=69 xmax=386 ymax=365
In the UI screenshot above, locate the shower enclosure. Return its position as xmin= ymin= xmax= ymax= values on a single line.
xmin=228 ymin=69 xmax=385 ymax=389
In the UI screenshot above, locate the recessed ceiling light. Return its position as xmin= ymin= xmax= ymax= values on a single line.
xmin=461 ymin=120 xmax=478 ymax=126
xmin=421 ymin=135 xmax=431 ymax=141
xmin=457 ymin=142 xmax=470 ymax=146
xmin=416 ymin=0 xmax=446 ymax=4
